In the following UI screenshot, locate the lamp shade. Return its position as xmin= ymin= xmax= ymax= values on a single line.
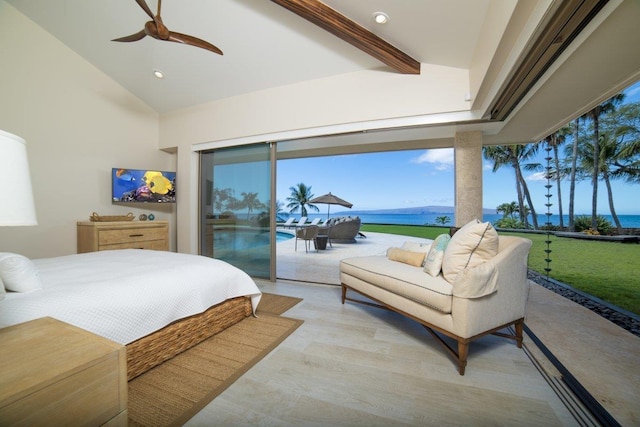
xmin=0 ymin=129 xmax=37 ymax=226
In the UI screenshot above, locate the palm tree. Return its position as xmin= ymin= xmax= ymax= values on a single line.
xmin=568 ymin=118 xmax=580 ymax=231
xmin=544 ymin=126 xmax=571 ymax=228
xmin=496 ymin=201 xmax=518 ymax=219
xmin=608 ymin=102 xmax=640 ymax=183
xmin=584 ymin=94 xmax=625 ymax=230
xmin=576 ymin=134 xmax=623 ymax=232
xmin=286 ymin=183 xmax=319 ymax=217
xmin=435 ymin=215 xmax=451 ymax=226
xmin=483 ymin=144 xmax=541 ymax=228
xmin=240 ymin=192 xmax=264 ymax=220
xmin=213 ymin=187 xmax=236 ymax=214
xmin=275 ymin=200 xmax=287 ymax=222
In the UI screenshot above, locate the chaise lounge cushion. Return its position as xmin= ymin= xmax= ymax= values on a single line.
xmin=340 ymin=256 xmax=454 ymax=313
xmin=442 ymin=220 xmax=499 ymax=283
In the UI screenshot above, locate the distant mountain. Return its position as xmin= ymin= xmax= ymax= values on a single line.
xmin=334 ymin=205 xmax=497 ymax=215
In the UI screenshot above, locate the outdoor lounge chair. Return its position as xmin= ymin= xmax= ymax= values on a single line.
xmin=294 ymin=217 xmax=308 ymax=228
xmin=309 ymin=218 xmax=322 ymax=226
xmin=327 ymin=217 xmax=361 ymax=243
xmin=281 ymin=218 xmax=296 ymax=228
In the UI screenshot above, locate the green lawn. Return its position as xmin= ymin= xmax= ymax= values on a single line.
xmin=360 ymin=224 xmax=640 ymax=315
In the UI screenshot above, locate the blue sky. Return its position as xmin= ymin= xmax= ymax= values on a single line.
xmin=277 ymin=81 xmax=640 ymax=216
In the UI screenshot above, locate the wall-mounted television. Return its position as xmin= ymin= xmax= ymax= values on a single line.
xmin=112 ymin=168 xmax=176 ymax=203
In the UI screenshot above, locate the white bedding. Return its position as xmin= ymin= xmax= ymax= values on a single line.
xmin=0 ymin=249 xmax=262 ymax=344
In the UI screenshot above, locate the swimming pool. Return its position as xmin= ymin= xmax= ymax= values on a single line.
xmin=213 ymin=229 xmax=292 ymax=251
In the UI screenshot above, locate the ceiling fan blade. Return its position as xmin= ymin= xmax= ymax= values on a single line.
xmin=167 ymin=31 xmax=223 ymax=55
xmin=134 ymin=0 xmax=156 ymax=20
xmin=112 ymin=29 xmax=147 ymax=42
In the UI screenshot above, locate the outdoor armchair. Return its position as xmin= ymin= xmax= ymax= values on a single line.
xmin=295 ymin=225 xmax=319 ymax=253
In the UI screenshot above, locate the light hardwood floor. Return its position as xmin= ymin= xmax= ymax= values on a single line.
xmin=186 ymin=280 xmax=579 ymax=426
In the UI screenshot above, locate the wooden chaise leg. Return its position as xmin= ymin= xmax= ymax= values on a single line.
xmin=341 ymin=283 xmax=525 ymax=375
xmin=457 ymin=341 xmax=469 ymax=376
xmin=423 ymin=326 xmax=468 ymax=376
xmin=514 ymin=319 xmax=524 ymax=348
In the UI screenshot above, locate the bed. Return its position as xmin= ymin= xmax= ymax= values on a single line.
xmin=0 ymin=249 xmax=262 ymax=380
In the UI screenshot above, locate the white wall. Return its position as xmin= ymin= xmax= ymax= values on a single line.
xmin=160 ymin=62 xmax=471 ymax=253
xmin=0 ymin=2 xmax=175 ymax=258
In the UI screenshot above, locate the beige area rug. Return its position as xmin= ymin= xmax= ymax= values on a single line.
xmin=128 ymin=293 xmax=303 ymax=427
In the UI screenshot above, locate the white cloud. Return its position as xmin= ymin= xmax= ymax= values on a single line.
xmin=411 ymin=148 xmax=453 ymax=170
xmin=527 ymin=171 xmax=547 ymax=182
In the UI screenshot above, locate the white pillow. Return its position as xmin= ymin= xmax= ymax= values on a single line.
xmin=423 ymin=234 xmax=451 ymax=276
xmin=0 ymin=253 xmax=43 ymax=292
xmin=442 ymin=220 xmax=499 ymax=283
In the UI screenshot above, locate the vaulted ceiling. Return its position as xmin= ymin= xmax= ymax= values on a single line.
xmin=6 ymin=0 xmax=640 ymax=146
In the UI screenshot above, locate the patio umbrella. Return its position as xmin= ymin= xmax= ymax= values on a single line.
xmin=309 ymin=192 xmax=353 ymax=219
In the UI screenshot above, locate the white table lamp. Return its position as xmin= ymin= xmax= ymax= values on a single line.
xmin=0 ymin=129 xmax=38 ymax=226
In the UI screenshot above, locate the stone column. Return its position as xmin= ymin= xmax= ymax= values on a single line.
xmin=454 ymin=131 xmax=483 ymax=227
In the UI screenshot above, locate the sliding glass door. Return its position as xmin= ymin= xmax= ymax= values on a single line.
xmin=200 ymin=143 xmax=274 ymax=278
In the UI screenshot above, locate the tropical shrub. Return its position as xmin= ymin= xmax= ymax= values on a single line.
xmin=494 ymin=217 xmax=526 ymax=229
xmin=573 ymin=215 xmax=612 ymax=235
xmin=434 ymin=215 xmax=451 ymax=226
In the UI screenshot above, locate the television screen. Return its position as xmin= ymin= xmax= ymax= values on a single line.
xmin=112 ymin=168 xmax=176 ymax=203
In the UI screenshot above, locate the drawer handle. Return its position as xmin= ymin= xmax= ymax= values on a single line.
xmin=129 ymin=234 xmax=144 ymax=237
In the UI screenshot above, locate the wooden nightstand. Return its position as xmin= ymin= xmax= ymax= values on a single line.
xmin=77 ymin=220 xmax=169 ymax=253
xmin=0 ymin=317 xmax=127 ymax=426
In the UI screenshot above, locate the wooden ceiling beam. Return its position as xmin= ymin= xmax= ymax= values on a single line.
xmin=271 ymin=0 xmax=420 ymax=74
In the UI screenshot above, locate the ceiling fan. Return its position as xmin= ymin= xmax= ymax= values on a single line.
xmin=112 ymin=0 xmax=223 ymax=55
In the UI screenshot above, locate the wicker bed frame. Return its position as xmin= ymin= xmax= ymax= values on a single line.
xmin=126 ymin=296 xmax=253 ymax=380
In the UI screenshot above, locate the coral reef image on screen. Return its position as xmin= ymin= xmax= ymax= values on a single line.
xmin=112 ymin=168 xmax=176 ymax=203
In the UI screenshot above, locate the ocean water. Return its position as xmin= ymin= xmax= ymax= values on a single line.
xmin=305 ymin=213 xmax=640 ymax=228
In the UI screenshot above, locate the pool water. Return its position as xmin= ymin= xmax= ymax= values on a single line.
xmin=213 ymin=230 xmax=292 ymax=251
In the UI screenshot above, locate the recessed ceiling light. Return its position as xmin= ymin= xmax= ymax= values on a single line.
xmin=153 ymin=69 xmax=164 ymax=79
xmin=373 ymin=12 xmax=389 ymax=24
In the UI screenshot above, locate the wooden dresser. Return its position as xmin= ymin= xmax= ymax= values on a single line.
xmin=77 ymin=220 xmax=169 ymax=253
xmin=0 ymin=317 xmax=127 ymax=426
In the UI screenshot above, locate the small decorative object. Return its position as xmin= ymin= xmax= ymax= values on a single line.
xmin=90 ymin=212 xmax=134 ymax=222
xmin=139 ymin=214 xmax=148 ymax=221
xmin=148 ymin=214 xmax=155 ymax=221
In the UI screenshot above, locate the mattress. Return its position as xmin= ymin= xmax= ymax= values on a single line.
xmin=0 ymin=249 xmax=262 ymax=344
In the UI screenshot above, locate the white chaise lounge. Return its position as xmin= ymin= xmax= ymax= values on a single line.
xmin=340 ymin=220 xmax=532 ymax=375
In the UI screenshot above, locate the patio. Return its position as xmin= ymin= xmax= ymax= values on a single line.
xmin=275 ymin=229 xmax=640 ymax=426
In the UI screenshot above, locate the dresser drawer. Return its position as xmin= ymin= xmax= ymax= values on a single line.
xmin=101 ymin=239 xmax=168 ymax=251
xmin=98 ymin=227 xmax=166 ymax=245
xmin=77 ymin=220 xmax=169 ymax=254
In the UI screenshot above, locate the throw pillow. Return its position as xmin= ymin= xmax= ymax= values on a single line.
xmin=387 ymin=247 xmax=426 ymax=267
xmin=0 ymin=253 xmax=43 ymax=293
xmin=0 ymin=276 xmax=5 ymax=301
xmin=441 ymin=219 xmax=499 ymax=283
xmin=423 ymin=234 xmax=451 ymax=276
xmin=452 ymin=261 xmax=498 ymax=299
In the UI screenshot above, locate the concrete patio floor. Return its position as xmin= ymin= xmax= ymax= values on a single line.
xmin=275 ymin=229 xmax=640 ymax=426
